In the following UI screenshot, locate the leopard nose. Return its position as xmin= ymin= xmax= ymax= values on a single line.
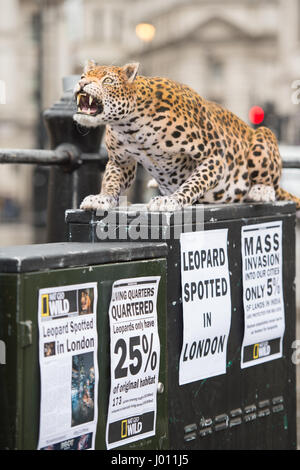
xmin=79 ymin=78 xmax=89 ymax=88
xmin=74 ymin=82 xmax=81 ymax=94
xmin=74 ymin=78 xmax=89 ymax=95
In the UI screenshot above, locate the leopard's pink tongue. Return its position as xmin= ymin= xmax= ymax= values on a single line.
xmin=90 ymin=104 xmax=98 ymax=113
xmin=77 ymin=94 xmax=98 ymax=114
xmin=81 ymin=104 xmax=98 ymax=114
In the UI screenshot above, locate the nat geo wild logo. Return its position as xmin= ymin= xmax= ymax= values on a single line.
xmin=41 ymin=291 xmax=71 ymax=318
xmin=121 ymin=416 xmax=143 ymax=439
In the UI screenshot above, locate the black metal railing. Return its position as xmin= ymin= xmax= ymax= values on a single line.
xmin=281 ymin=159 xmax=300 ymax=169
xmin=2 ymin=146 xmax=299 ymax=168
xmin=0 ymin=147 xmax=108 ymax=165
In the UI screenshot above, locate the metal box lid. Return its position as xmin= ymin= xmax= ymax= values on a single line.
xmin=0 ymin=242 xmax=168 ymax=273
xmin=65 ymin=201 xmax=296 ymax=226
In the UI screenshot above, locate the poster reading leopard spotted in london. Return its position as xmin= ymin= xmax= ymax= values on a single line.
xmin=37 ymin=282 xmax=98 ymax=450
xmin=179 ymin=229 xmax=232 ymax=385
xmin=241 ymin=221 xmax=285 ymax=368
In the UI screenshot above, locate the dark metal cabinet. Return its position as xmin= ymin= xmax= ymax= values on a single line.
xmin=66 ymin=202 xmax=297 ymax=450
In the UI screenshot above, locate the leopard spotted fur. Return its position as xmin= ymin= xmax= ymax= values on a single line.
xmin=73 ymin=61 xmax=300 ymax=212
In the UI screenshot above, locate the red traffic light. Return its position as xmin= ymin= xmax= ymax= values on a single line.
xmin=249 ymin=106 xmax=264 ymax=125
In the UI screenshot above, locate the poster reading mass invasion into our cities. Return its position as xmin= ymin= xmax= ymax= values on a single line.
xmin=106 ymin=276 xmax=161 ymax=450
xmin=179 ymin=229 xmax=232 ymax=385
xmin=241 ymin=221 xmax=285 ymax=368
xmin=37 ymin=282 xmax=98 ymax=451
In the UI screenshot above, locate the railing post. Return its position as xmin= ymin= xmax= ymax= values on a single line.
xmin=43 ymin=76 xmax=105 ymax=242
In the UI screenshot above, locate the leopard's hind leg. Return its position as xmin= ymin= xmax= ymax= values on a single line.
xmin=246 ymin=126 xmax=281 ymax=203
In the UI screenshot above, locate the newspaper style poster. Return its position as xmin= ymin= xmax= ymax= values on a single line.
xmin=179 ymin=229 xmax=232 ymax=385
xmin=241 ymin=221 xmax=285 ymax=368
xmin=106 ymin=276 xmax=161 ymax=450
xmin=37 ymin=282 xmax=98 ymax=450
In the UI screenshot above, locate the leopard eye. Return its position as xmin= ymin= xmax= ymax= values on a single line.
xmin=103 ymin=76 xmax=114 ymax=85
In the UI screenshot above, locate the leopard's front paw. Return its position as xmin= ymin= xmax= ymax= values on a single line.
xmin=80 ymin=194 xmax=118 ymax=211
xmin=147 ymin=196 xmax=183 ymax=212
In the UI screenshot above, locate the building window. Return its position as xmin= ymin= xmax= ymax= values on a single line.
xmin=113 ymin=10 xmax=123 ymax=42
xmin=31 ymin=12 xmax=41 ymax=42
xmin=298 ymin=0 xmax=300 ymax=42
xmin=94 ymin=10 xmax=104 ymax=40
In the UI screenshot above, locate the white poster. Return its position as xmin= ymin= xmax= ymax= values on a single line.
xmin=37 ymin=282 xmax=98 ymax=450
xmin=241 ymin=221 xmax=285 ymax=368
xmin=106 ymin=276 xmax=161 ymax=450
xmin=179 ymin=229 xmax=232 ymax=385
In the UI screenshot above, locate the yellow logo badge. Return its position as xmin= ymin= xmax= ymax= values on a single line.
xmin=41 ymin=294 xmax=49 ymax=317
xmin=121 ymin=420 xmax=127 ymax=438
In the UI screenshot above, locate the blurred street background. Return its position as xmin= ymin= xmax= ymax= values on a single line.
xmin=1 ymin=0 xmax=300 ymax=447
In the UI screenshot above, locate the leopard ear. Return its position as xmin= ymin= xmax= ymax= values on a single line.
xmin=84 ymin=59 xmax=97 ymax=73
xmin=122 ymin=63 xmax=139 ymax=83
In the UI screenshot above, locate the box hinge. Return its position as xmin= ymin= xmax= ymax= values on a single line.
xmin=18 ymin=321 xmax=33 ymax=348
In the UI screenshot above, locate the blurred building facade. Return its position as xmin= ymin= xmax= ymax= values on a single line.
xmin=1 ymin=0 xmax=300 ymax=244
xmin=0 ymin=0 xmax=68 ymax=243
xmin=76 ymin=0 xmax=300 ymax=133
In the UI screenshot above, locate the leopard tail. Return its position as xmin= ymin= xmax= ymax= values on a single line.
xmin=275 ymin=186 xmax=300 ymax=210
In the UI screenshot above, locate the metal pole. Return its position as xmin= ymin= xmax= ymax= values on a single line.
xmin=282 ymin=159 xmax=300 ymax=169
xmin=0 ymin=148 xmax=107 ymax=165
xmin=0 ymin=149 xmax=68 ymax=165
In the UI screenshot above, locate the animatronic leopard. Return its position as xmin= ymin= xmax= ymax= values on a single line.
xmin=73 ymin=61 xmax=300 ymax=212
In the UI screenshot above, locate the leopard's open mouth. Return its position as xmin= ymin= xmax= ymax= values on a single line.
xmin=76 ymin=92 xmax=103 ymax=116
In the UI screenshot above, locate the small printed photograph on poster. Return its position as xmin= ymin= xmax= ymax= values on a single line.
xmin=71 ymin=352 xmax=95 ymax=427
xmin=179 ymin=228 xmax=232 ymax=385
xmin=40 ymin=432 xmax=93 ymax=450
xmin=44 ymin=341 xmax=55 ymax=358
xmin=78 ymin=288 xmax=94 ymax=315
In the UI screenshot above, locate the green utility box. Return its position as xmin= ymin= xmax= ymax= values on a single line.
xmin=0 ymin=242 xmax=168 ymax=450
